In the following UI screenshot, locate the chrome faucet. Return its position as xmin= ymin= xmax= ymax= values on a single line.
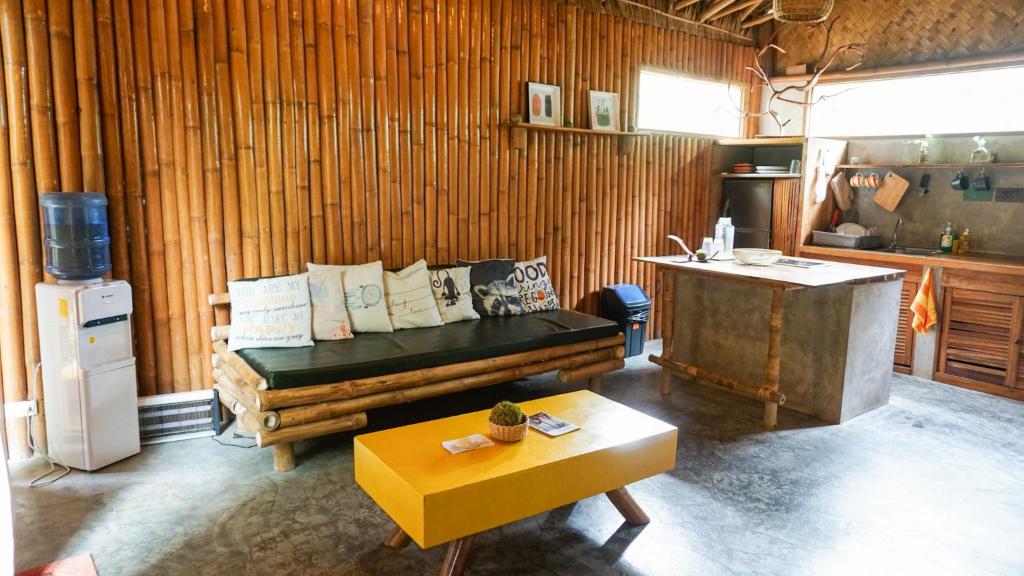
xmin=890 ymin=218 xmax=903 ymax=251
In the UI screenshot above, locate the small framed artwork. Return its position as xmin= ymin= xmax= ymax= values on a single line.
xmin=527 ymin=82 xmax=562 ymax=126
xmin=589 ymin=90 xmax=620 ymax=132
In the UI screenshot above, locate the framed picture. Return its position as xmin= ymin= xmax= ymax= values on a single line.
xmin=589 ymin=90 xmax=620 ymax=132
xmin=527 ymin=82 xmax=562 ymax=127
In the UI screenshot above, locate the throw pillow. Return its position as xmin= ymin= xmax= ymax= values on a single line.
xmin=227 ymin=274 xmax=313 ymax=352
xmin=429 ymin=266 xmax=480 ymax=323
xmin=384 ymin=259 xmax=444 ymax=330
xmin=455 ymin=258 xmax=525 ymax=317
xmin=306 ymin=268 xmax=354 ymax=340
xmin=307 ymin=261 xmax=393 ymax=332
xmin=514 ymin=256 xmax=560 ymax=312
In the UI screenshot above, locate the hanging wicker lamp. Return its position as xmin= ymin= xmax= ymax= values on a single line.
xmin=772 ymin=0 xmax=834 ymax=23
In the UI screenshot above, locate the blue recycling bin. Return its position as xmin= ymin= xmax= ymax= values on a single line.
xmin=599 ymin=284 xmax=651 ymax=358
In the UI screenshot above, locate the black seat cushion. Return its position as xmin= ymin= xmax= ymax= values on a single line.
xmin=237 ymin=309 xmax=620 ymax=390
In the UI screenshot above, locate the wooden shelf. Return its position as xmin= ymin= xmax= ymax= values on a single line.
xmin=720 ymin=173 xmax=801 ymax=179
xmin=506 ymin=121 xmax=646 ymax=137
xmin=836 ymin=163 xmax=1024 ymax=169
xmin=717 ymin=137 xmax=805 ymax=147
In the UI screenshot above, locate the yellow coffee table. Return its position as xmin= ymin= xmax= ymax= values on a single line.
xmin=354 ymin=390 xmax=678 ymax=575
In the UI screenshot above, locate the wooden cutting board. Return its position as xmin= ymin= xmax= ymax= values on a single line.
xmin=873 ymin=171 xmax=910 ymax=212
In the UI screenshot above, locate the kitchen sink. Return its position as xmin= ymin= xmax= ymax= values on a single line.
xmin=872 ymin=246 xmax=945 ymax=256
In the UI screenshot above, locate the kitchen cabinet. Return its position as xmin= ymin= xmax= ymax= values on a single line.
xmin=935 ymin=271 xmax=1024 ymax=400
xmin=894 ymin=280 xmax=918 ymax=373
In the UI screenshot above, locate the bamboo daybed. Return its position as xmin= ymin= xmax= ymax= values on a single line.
xmin=208 ymin=292 xmax=626 ymax=472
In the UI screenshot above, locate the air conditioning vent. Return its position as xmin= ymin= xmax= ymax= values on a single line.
xmin=137 ymin=390 xmax=225 ymax=445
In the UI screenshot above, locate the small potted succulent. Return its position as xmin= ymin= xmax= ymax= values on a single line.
xmin=488 ymin=400 xmax=528 ymax=443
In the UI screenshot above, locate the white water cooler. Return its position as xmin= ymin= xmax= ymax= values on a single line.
xmin=36 ymin=280 xmax=140 ymax=470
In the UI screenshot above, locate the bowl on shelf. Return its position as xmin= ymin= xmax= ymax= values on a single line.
xmin=733 ymin=248 xmax=783 ymax=266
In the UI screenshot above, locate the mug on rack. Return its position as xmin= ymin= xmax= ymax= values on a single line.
xmin=865 ymin=172 xmax=881 ymax=189
xmin=849 ymin=172 xmax=865 ymax=188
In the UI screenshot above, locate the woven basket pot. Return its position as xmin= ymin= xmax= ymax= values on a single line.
xmin=773 ymin=0 xmax=834 ymax=23
xmin=489 ymin=419 xmax=529 ymax=442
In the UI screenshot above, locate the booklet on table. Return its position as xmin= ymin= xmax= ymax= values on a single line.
xmin=528 ymin=412 xmax=580 ymax=437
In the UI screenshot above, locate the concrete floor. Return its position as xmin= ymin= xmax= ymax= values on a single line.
xmin=11 ymin=341 xmax=1024 ymax=576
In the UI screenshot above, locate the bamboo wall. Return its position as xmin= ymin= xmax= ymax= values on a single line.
xmin=0 ymin=0 xmax=754 ymax=458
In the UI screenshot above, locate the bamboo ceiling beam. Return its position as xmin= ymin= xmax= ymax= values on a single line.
xmin=672 ymin=0 xmax=701 ymax=11
xmin=613 ymin=0 xmax=755 ymax=44
xmin=741 ymin=11 xmax=775 ymax=29
xmin=740 ymin=0 xmax=767 ymax=21
xmin=698 ymin=0 xmax=739 ymax=23
xmin=709 ymin=0 xmax=764 ymax=22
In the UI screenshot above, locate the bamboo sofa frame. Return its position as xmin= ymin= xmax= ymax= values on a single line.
xmin=209 ymin=292 xmax=626 ymax=472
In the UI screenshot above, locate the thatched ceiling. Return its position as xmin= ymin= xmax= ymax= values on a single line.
xmin=577 ymin=0 xmax=775 ymax=45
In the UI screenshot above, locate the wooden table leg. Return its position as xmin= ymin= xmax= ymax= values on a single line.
xmin=605 ymin=487 xmax=650 ymax=525
xmin=763 ymin=288 xmax=785 ymax=430
xmin=384 ymin=525 xmax=411 ymax=549
xmin=440 ymin=534 xmax=476 ymax=576
xmin=658 ymin=270 xmax=675 ymax=396
xmin=588 ymin=375 xmax=603 ymax=393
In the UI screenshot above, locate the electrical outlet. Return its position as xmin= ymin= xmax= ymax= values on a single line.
xmin=4 ymin=400 xmax=38 ymax=419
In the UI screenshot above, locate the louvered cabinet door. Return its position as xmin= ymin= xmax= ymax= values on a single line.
xmin=938 ymin=288 xmax=1015 ymax=386
xmin=893 ymin=281 xmax=917 ymax=372
xmin=1015 ymin=300 xmax=1024 ymax=390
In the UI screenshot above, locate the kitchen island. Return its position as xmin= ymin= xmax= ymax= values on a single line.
xmin=636 ymin=256 xmax=905 ymax=428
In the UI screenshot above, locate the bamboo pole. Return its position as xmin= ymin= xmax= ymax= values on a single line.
xmin=0 ymin=17 xmax=30 ymax=459
xmin=557 ymin=357 xmax=625 ymax=383
xmin=195 ymin=0 xmax=228 ymax=332
xmin=260 ymin=0 xmax=287 ymax=276
xmin=277 ymin=0 xmax=299 ymax=274
xmin=22 ymin=0 xmax=59 ymax=197
xmin=256 ymin=412 xmax=366 ymax=447
xmin=302 ymin=0 xmax=324 ymax=264
xmin=131 ymin=0 xmax=173 ymax=394
xmin=211 ymin=340 xmax=269 ymax=390
xmin=331 ymin=0 xmax=354 ymax=265
xmin=94 ymin=0 xmax=130 ymax=283
xmin=244 ymin=0 xmax=273 ymax=276
xmin=265 ymin=347 xmax=621 ymax=418
xmin=147 ymin=0 xmax=191 ymax=393
xmin=163 ymin=0 xmax=205 ymax=391
xmin=288 ymin=0 xmax=311 ymax=268
xmin=314 ymin=0 xmax=340 ymax=264
xmin=257 ymin=337 xmax=625 ymax=410
xmin=48 ymin=0 xmax=82 ymax=191
xmin=72 ymin=0 xmax=105 ymax=193
xmin=173 ymin=0 xmax=215 ymax=390
xmin=1 ymin=0 xmax=44 ymax=453
xmin=343 ymin=0 xmax=368 ymax=264
xmin=422 ymin=0 xmax=437 ymax=264
xmin=358 ymin=0 xmax=381 ymax=263
xmin=211 ymin=0 xmax=240 ymax=292
xmin=226 ymin=0 xmax=260 ymax=278
xmin=112 ymin=0 xmax=159 ymax=394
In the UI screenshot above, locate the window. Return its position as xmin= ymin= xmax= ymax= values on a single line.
xmin=809 ymin=66 xmax=1024 ymax=137
xmin=637 ymin=69 xmax=743 ymax=137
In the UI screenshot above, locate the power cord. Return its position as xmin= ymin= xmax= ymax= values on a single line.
xmin=26 ymin=363 xmax=70 ymax=488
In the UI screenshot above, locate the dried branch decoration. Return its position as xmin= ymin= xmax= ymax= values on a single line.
xmin=730 ymin=18 xmax=867 ymax=135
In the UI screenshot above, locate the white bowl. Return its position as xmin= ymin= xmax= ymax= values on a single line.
xmin=733 ymin=248 xmax=783 ymax=266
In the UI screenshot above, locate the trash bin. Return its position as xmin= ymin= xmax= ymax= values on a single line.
xmin=599 ymin=284 xmax=651 ymax=358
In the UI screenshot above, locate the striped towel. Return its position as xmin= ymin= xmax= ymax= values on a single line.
xmin=911 ymin=267 xmax=938 ymax=335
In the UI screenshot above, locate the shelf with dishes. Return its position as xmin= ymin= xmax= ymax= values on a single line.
xmin=836 ymin=163 xmax=1024 ymax=169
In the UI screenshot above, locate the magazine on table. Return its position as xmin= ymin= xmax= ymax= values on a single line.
xmin=528 ymin=412 xmax=580 ymax=437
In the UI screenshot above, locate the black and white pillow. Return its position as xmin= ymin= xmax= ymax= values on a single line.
xmin=514 ymin=256 xmax=560 ymax=312
xmin=429 ymin=266 xmax=480 ymax=323
xmin=455 ymin=258 xmax=525 ymax=317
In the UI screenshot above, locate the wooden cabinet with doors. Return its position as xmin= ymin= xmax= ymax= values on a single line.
xmin=935 ymin=271 xmax=1024 ymax=401
xmin=893 ymin=277 xmax=919 ymax=373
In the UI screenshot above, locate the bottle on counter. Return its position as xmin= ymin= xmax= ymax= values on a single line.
xmin=715 ymin=217 xmax=735 ymax=258
xmin=958 ymin=228 xmax=972 ymax=255
xmin=940 ymin=221 xmax=955 ymax=253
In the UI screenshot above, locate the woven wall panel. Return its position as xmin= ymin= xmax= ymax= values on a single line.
xmin=773 ymin=0 xmax=1024 ymax=70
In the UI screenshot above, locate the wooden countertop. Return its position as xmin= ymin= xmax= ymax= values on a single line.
xmin=635 ymin=255 xmax=904 ymax=289
xmin=799 ymin=245 xmax=1024 ymax=277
